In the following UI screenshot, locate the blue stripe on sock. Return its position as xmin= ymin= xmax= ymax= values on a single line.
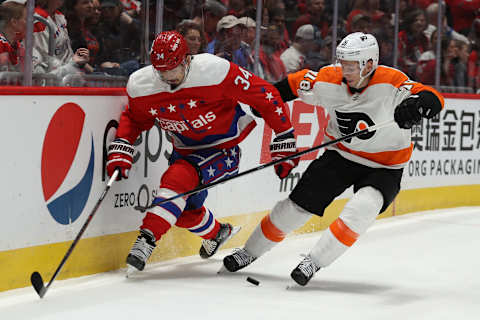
xmin=152 ymin=197 xmax=182 ymax=218
xmin=190 ymin=210 xmax=213 ymax=233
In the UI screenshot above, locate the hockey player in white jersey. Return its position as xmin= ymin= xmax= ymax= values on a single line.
xmin=223 ymin=32 xmax=444 ymax=286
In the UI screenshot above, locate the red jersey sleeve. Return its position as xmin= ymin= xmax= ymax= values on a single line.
xmin=115 ymin=96 xmax=156 ymax=144
xmin=222 ymin=62 xmax=294 ymax=135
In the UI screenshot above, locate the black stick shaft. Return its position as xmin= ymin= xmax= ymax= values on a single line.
xmin=36 ymin=170 xmax=119 ymax=298
xmin=136 ymin=120 xmax=394 ymax=212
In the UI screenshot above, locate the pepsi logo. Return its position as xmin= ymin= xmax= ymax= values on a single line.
xmin=41 ymin=103 xmax=94 ymax=225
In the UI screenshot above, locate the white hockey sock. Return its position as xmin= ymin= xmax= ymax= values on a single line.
xmin=149 ymin=188 xmax=187 ymax=227
xmin=310 ymin=186 xmax=383 ymax=267
xmin=245 ymin=198 xmax=312 ymax=258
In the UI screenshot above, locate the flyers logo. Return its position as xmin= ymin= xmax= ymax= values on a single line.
xmin=335 ymin=110 xmax=375 ymax=143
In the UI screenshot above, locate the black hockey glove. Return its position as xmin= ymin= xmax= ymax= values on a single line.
xmin=394 ymin=91 xmax=443 ymax=129
xmin=394 ymin=95 xmax=422 ymax=129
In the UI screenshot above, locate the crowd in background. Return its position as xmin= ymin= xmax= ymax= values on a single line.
xmin=0 ymin=0 xmax=479 ymax=92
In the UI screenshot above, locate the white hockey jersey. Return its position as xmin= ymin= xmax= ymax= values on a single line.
xmin=287 ymin=65 xmax=444 ymax=169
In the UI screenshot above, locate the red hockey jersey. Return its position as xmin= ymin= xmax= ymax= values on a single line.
xmin=117 ymin=53 xmax=294 ymax=153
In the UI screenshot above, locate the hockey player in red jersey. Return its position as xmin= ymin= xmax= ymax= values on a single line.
xmin=223 ymin=32 xmax=445 ymax=286
xmin=106 ymin=31 xmax=299 ymax=273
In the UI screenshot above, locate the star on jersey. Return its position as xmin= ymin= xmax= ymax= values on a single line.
xmin=230 ymin=148 xmax=238 ymax=157
xmin=168 ymin=104 xmax=176 ymax=112
xmin=207 ymin=166 xmax=216 ymax=177
xmin=275 ymin=107 xmax=283 ymax=116
xmin=187 ymin=99 xmax=197 ymax=108
xmin=149 ymin=108 xmax=157 ymax=116
xmin=265 ymin=92 xmax=274 ymax=101
xmin=225 ymin=157 xmax=233 ymax=168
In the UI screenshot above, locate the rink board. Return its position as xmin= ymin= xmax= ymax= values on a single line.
xmin=0 ymin=88 xmax=479 ymax=292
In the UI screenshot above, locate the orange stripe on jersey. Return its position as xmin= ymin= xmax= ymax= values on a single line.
xmin=325 ymin=132 xmax=413 ymax=166
xmin=260 ymin=214 xmax=286 ymax=242
xmin=369 ymin=66 xmax=445 ymax=108
xmin=287 ymin=66 xmax=342 ymax=97
xmin=329 ymin=218 xmax=359 ymax=247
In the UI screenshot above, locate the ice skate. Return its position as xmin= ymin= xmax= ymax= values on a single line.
xmin=199 ymin=223 xmax=240 ymax=259
xmin=222 ymin=248 xmax=257 ymax=272
xmin=126 ymin=229 xmax=156 ymax=273
xmin=290 ymin=255 xmax=320 ymax=286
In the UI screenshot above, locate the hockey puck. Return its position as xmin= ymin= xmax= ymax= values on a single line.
xmin=246 ymin=276 xmax=260 ymax=286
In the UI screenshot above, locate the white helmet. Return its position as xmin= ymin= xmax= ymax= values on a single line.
xmin=336 ymin=32 xmax=379 ymax=85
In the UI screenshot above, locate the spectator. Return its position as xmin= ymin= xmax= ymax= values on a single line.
xmin=0 ymin=0 xmax=26 ymax=71
xmin=259 ymin=24 xmax=287 ymax=82
xmin=176 ymin=20 xmax=206 ymax=54
xmin=94 ymin=0 xmax=141 ymax=76
xmin=348 ymin=12 xmax=372 ymax=34
xmin=119 ymin=0 xmax=140 ymax=17
xmin=468 ymin=16 xmax=480 ymax=47
xmin=467 ymin=18 xmax=480 ymax=91
xmin=209 ymin=15 xmax=252 ymax=70
xmin=423 ymin=3 xmax=469 ymax=44
xmin=162 ymin=0 xmax=188 ymax=31
xmin=293 ymin=0 xmax=330 ymax=38
xmin=316 ymin=35 xmax=333 ymax=67
xmin=280 ymin=24 xmax=321 ymax=73
xmin=453 ymin=39 xmax=470 ymax=87
xmin=398 ymin=8 xmax=429 ymax=79
xmin=376 ymin=30 xmax=395 ymax=67
xmin=238 ymin=16 xmax=257 ymax=48
xmin=265 ymin=0 xmax=286 ymax=11
xmin=192 ymin=0 xmax=227 ymax=44
xmin=346 ymin=0 xmax=385 ymax=33
xmin=445 ymin=0 xmax=480 ymax=36
xmin=65 ymin=0 xmax=100 ymax=73
xmin=416 ymin=35 xmax=456 ymax=86
xmin=227 ymin=0 xmax=248 ymax=17
xmin=33 ymin=0 xmax=90 ymax=77
xmin=410 ymin=0 xmax=437 ymax=10
xmin=468 ymin=46 xmax=480 ymax=92
xmin=269 ymin=7 xmax=290 ymax=52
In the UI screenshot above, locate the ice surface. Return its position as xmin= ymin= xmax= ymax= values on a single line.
xmin=1 ymin=207 xmax=479 ymax=320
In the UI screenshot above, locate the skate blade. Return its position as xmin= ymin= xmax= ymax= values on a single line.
xmin=217 ymin=265 xmax=227 ymax=274
xmin=224 ymin=226 xmax=241 ymax=245
xmin=215 ymin=226 xmax=242 ymax=254
xmin=126 ymin=265 xmax=137 ymax=278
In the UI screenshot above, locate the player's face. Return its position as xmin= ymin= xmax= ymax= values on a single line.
xmin=339 ymin=60 xmax=361 ymax=86
xmin=157 ymin=62 xmax=187 ymax=85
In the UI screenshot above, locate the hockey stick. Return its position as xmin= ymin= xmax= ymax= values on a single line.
xmin=134 ymin=120 xmax=396 ymax=213
xmin=30 ymin=169 xmax=119 ymax=299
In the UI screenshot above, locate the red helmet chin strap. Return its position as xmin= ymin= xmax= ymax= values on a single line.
xmin=150 ymin=31 xmax=189 ymax=71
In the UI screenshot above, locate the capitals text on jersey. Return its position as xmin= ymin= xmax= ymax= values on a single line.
xmin=156 ymin=111 xmax=216 ymax=133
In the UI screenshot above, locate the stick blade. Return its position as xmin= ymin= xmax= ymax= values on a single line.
xmin=31 ymin=271 xmax=46 ymax=298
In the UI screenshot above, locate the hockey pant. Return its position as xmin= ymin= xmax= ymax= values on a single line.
xmin=244 ymin=186 xmax=383 ymax=267
xmin=141 ymin=147 xmax=241 ymax=241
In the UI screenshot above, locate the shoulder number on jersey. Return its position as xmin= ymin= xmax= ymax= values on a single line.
xmin=234 ymin=67 xmax=252 ymax=90
xmin=399 ymin=79 xmax=416 ymax=92
xmin=298 ymin=70 xmax=318 ymax=91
